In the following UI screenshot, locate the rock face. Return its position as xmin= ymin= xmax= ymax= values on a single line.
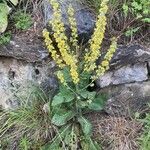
xmin=97 ymin=63 xmax=148 ymax=88
xmin=0 ymin=34 xmax=49 ymax=62
xmin=0 ymin=57 xmax=58 ymax=109
xmin=43 ymin=0 xmax=95 ymax=43
xmin=99 ymin=81 xmax=150 ymax=117
xmin=96 ymin=44 xmax=150 ymax=88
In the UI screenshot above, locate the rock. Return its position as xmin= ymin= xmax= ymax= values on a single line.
xmin=0 ymin=34 xmax=49 ymax=62
xmin=96 ymin=63 xmax=148 ymax=88
xmin=43 ymin=0 xmax=95 ymax=43
xmin=0 ymin=57 xmax=55 ymax=109
xmin=40 ymin=76 xmax=59 ymax=98
xmin=110 ymin=44 xmax=150 ymax=69
xmin=99 ymin=81 xmax=150 ymax=117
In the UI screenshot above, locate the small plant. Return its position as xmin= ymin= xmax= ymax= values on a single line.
xmin=42 ymin=0 xmax=117 ymax=149
xmin=0 ymin=31 xmax=11 ymax=45
xmin=123 ymin=0 xmax=150 ymax=23
xmin=138 ymin=110 xmax=150 ymax=150
xmin=13 ymin=10 xmax=33 ymax=30
xmin=0 ymin=83 xmax=54 ymax=149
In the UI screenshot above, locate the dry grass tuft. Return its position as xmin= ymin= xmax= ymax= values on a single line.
xmin=87 ymin=113 xmax=143 ymax=150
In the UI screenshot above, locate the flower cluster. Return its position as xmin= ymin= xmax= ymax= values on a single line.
xmin=68 ymin=5 xmax=78 ymax=49
xmin=47 ymin=0 xmax=79 ymax=84
xmin=84 ymin=0 xmax=109 ymax=72
xmin=92 ymin=37 xmax=117 ymax=79
xmin=42 ymin=29 xmax=64 ymax=68
xmin=57 ymin=71 xmax=65 ymax=84
xmin=43 ymin=0 xmax=117 ymax=86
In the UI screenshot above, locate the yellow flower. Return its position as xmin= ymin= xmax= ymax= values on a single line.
xmin=67 ymin=5 xmax=78 ymax=48
xmin=48 ymin=0 xmax=79 ymax=84
xmin=92 ymin=37 xmax=117 ymax=80
xmin=84 ymin=0 xmax=109 ymax=72
xmin=42 ymin=29 xmax=64 ymax=68
xmin=57 ymin=71 xmax=65 ymax=84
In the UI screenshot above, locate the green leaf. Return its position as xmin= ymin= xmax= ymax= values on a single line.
xmin=88 ymin=94 xmax=106 ymax=111
xmin=142 ymin=18 xmax=150 ymax=23
xmin=122 ymin=4 xmax=129 ymax=17
xmin=52 ymin=93 xmax=64 ymax=106
xmin=52 ymin=111 xmax=75 ymax=126
xmin=78 ymin=116 xmax=92 ymax=136
xmin=59 ymin=86 xmax=75 ymax=102
xmin=52 ymin=86 xmax=75 ymax=106
xmin=61 ymin=66 xmax=72 ymax=82
xmin=131 ymin=1 xmax=142 ymax=10
xmin=0 ymin=3 xmax=10 ymax=33
xmin=10 ymin=0 xmax=18 ymax=5
xmin=80 ymin=90 xmax=96 ymax=100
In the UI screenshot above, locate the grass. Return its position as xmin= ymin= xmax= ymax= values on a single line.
xmin=83 ymin=0 xmax=149 ymax=45
xmin=0 ymin=83 xmax=55 ymax=150
xmin=138 ymin=111 xmax=150 ymax=150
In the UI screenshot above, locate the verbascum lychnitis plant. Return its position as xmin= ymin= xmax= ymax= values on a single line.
xmin=43 ymin=0 xmax=117 ymax=149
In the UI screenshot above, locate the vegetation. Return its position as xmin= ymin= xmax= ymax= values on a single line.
xmin=12 ymin=10 xmax=32 ymax=30
xmin=0 ymin=31 xmax=11 ymax=45
xmin=84 ymin=0 xmax=150 ymax=42
xmin=0 ymin=83 xmax=54 ymax=149
xmin=0 ymin=0 xmax=149 ymax=149
xmin=42 ymin=0 xmax=116 ymax=148
xmin=138 ymin=110 xmax=150 ymax=150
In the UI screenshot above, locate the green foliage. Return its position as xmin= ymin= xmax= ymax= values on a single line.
xmin=45 ymin=65 xmax=106 ymax=149
xmin=19 ymin=136 xmax=31 ymax=150
xmin=123 ymin=0 xmax=150 ymax=23
xmin=0 ymin=31 xmax=11 ymax=45
xmin=138 ymin=112 xmax=150 ymax=150
xmin=0 ymin=0 xmax=18 ymax=33
xmin=125 ymin=27 xmax=140 ymax=37
xmin=0 ymin=83 xmax=54 ymax=150
xmin=13 ymin=10 xmax=33 ymax=30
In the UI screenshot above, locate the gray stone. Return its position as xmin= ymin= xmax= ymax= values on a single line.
xmin=96 ymin=63 xmax=148 ymax=88
xmin=110 ymin=44 xmax=150 ymax=69
xmin=0 ymin=34 xmax=49 ymax=62
xmin=0 ymin=57 xmax=55 ymax=109
xmin=99 ymin=81 xmax=150 ymax=117
xmin=43 ymin=0 xmax=95 ymax=43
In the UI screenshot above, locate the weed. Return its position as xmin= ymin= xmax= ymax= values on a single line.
xmin=0 ymin=31 xmax=11 ymax=45
xmin=13 ymin=10 xmax=33 ymax=30
xmin=138 ymin=112 xmax=150 ymax=150
xmin=0 ymin=83 xmax=55 ymax=150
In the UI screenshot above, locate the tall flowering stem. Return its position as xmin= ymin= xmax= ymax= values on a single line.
xmin=67 ymin=5 xmax=78 ymax=49
xmin=42 ymin=29 xmax=65 ymax=68
xmin=92 ymin=37 xmax=117 ymax=80
xmin=48 ymin=0 xmax=79 ymax=84
xmin=84 ymin=0 xmax=109 ymax=72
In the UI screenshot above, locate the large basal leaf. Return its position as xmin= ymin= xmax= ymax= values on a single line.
xmin=52 ymin=86 xmax=75 ymax=106
xmin=60 ymin=86 xmax=75 ymax=102
xmin=78 ymin=116 xmax=92 ymax=136
xmin=10 ymin=0 xmax=18 ymax=5
xmin=52 ymin=111 xmax=75 ymax=126
xmin=88 ymin=94 xmax=107 ymax=111
xmin=80 ymin=90 xmax=96 ymax=100
xmin=0 ymin=3 xmax=10 ymax=33
xmin=52 ymin=93 xmax=64 ymax=106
